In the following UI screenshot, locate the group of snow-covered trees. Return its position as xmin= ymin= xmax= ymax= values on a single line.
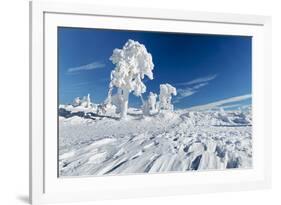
xmin=73 ymin=94 xmax=92 ymax=108
xmin=142 ymin=84 xmax=177 ymax=116
xmin=105 ymin=39 xmax=177 ymax=118
xmin=71 ymin=39 xmax=177 ymax=119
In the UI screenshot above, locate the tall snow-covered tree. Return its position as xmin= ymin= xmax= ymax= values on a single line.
xmin=108 ymin=39 xmax=154 ymax=118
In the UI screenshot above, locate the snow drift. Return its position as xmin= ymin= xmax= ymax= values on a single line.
xmin=58 ymin=106 xmax=252 ymax=176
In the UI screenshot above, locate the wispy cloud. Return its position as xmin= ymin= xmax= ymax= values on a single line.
xmin=72 ymin=82 xmax=91 ymax=87
xmin=67 ymin=61 xmax=105 ymax=73
xmin=220 ymin=103 xmax=241 ymax=109
xmin=177 ymin=88 xmax=197 ymax=98
xmin=186 ymin=94 xmax=252 ymax=111
xmin=176 ymin=74 xmax=217 ymax=86
xmin=192 ymin=82 xmax=209 ymax=89
xmin=174 ymin=74 xmax=217 ymax=103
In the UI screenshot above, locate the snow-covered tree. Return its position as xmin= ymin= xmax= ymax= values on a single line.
xmin=159 ymin=84 xmax=177 ymax=111
xmin=86 ymin=93 xmax=91 ymax=107
xmin=73 ymin=97 xmax=81 ymax=107
xmin=142 ymin=92 xmax=158 ymax=116
xmin=108 ymin=39 xmax=154 ymax=118
xmin=148 ymin=92 xmax=158 ymax=113
xmin=80 ymin=94 xmax=92 ymax=108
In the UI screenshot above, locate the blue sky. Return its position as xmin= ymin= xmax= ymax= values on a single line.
xmin=58 ymin=27 xmax=252 ymax=110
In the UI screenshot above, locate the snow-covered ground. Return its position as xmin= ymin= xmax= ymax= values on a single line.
xmin=59 ymin=106 xmax=252 ymax=177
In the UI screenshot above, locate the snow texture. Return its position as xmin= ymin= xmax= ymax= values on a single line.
xmin=59 ymin=106 xmax=252 ymax=177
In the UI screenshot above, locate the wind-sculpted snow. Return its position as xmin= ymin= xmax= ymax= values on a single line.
xmin=59 ymin=107 xmax=252 ymax=176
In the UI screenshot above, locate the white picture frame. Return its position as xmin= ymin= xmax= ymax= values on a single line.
xmin=29 ymin=1 xmax=272 ymax=204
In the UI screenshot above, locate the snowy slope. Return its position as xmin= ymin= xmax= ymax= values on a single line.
xmin=58 ymin=106 xmax=252 ymax=176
